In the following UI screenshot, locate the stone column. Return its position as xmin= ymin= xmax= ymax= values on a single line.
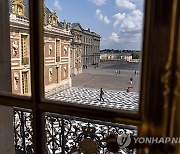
xmin=0 ymin=0 xmax=15 ymax=153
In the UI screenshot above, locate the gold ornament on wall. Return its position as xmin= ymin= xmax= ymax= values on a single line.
xmin=12 ymin=0 xmax=25 ymax=16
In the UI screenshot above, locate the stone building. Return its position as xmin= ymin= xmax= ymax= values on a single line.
xmin=82 ymin=28 xmax=100 ymax=66
xmin=100 ymin=53 xmax=132 ymax=62
xmin=70 ymin=23 xmax=83 ymax=76
xmin=10 ymin=0 xmax=72 ymax=96
xmin=70 ymin=23 xmax=100 ymax=76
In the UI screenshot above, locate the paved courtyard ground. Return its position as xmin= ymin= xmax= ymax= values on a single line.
xmin=48 ymin=87 xmax=139 ymax=111
xmin=72 ymin=61 xmax=141 ymax=92
xmin=48 ymin=61 xmax=141 ymax=111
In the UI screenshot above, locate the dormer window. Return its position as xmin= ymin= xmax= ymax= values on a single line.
xmin=50 ymin=11 xmax=58 ymax=27
xmin=52 ymin=17 xmax=56 ymax=25
xmin=12 ymin=0 xmax=25 ymax=16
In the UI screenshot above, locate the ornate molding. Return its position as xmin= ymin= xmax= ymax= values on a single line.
xmin=12 ymin=0 xmax=25 ymax=16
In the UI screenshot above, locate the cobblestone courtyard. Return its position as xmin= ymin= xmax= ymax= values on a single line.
xmin=48 ymin=61 xmax=141 ymax=111
xmin=48 ymin=87 xmax=139 ymax=111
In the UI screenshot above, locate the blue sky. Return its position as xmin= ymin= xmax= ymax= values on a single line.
xmin=45 ymin=0 xmax=144 ymax=50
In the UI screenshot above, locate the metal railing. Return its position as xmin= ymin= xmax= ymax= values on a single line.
xmin=14 ymin=108 xmax=136 ymax=154
xmin=14 ymin=108 xmax=33 ymax=154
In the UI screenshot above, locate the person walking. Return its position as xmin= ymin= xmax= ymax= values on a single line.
xmin=130 ymin=77 xmax=133 ymax=85
xmin=127 ymin=87 xmax=130 ymax=92
xmin=99 ymin=88 xmax=104 ymax=101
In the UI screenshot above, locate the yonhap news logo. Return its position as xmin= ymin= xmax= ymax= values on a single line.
xmin=117 ymin=133 xmax=180 ymax=148
xmin=117 ymin=133 xmax=131 ymax=148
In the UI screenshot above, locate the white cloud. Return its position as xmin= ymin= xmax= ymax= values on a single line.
xmin=104 ymin=16 xmax=111 ymax=24
xmin=113 ymin=10 xmax=143 ymax=32
xmin=119 ymin=10 xmax=143 ymax=32
xmin=96 ymin=9 xmax=101 ymax=14
xmin=54 ymin=0 xmax=62 ymax=10
xmin=102 ymin=1 xmax=143 ymax=49
xmin=108 ymin=9 xmax=143 ymax=45
xmin=89 ymin=0 xmax=108 ymax=6
xmin=113 ymin=13 xmax=125 ymax=27
xmin=115 ymin=0 xmax=136 ymax=10
xmin=127 ymin=33 xmax=141 ymax=42
xmin=96 ymin=9 xmax=103 ymax=20
xmin=95 ymin=9 xmax=111 ymax=25
xmin=109 ymin=32 xmax=120 ymax=43
xmin=103 ymin=31 xmax=142 ymax=49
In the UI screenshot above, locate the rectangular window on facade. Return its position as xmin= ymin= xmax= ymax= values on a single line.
xmin=21 ymin=35 xmax=28 ymax=65
xmin=22 ymin=71 xmax=28 ymax=94
xmin=55 ymin=67 xmax=59 ymax=83
xmin=56 ymin=40 xmax=60 ymax=62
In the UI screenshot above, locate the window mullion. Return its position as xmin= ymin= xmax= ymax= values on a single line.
xmin=29 ymin=0 xmax=45 ymax=154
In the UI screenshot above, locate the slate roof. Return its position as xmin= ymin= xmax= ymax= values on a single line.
xmin=71 ymin=23 xmax=100 ymax=37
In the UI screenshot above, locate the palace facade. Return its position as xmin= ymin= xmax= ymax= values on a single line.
xmin=82 ymin=28 xmax=100 ymax=66
xmin=70 ymin=23 xmax=100 ymax=76
xmin=10 ymin=0 xmax=72 ymax=96
xmin=9 ymin=0 xmax=101 ymax=96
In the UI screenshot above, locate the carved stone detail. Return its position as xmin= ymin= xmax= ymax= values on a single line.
xmin=64 ymin=45 xmax=68 ymax=54
xmin=49 ymin=68 xmax=53 ymax=82
xmin=12 ymin=41 xmax=19 ymax=56
xmin=14 ymin=72 xmax=19 ymax=90
xmin=49 ymin=45 xmax=52 ymax=55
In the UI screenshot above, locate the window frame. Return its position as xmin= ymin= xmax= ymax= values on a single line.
xmin=0 ymin=0 xmax=180 ymax=153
